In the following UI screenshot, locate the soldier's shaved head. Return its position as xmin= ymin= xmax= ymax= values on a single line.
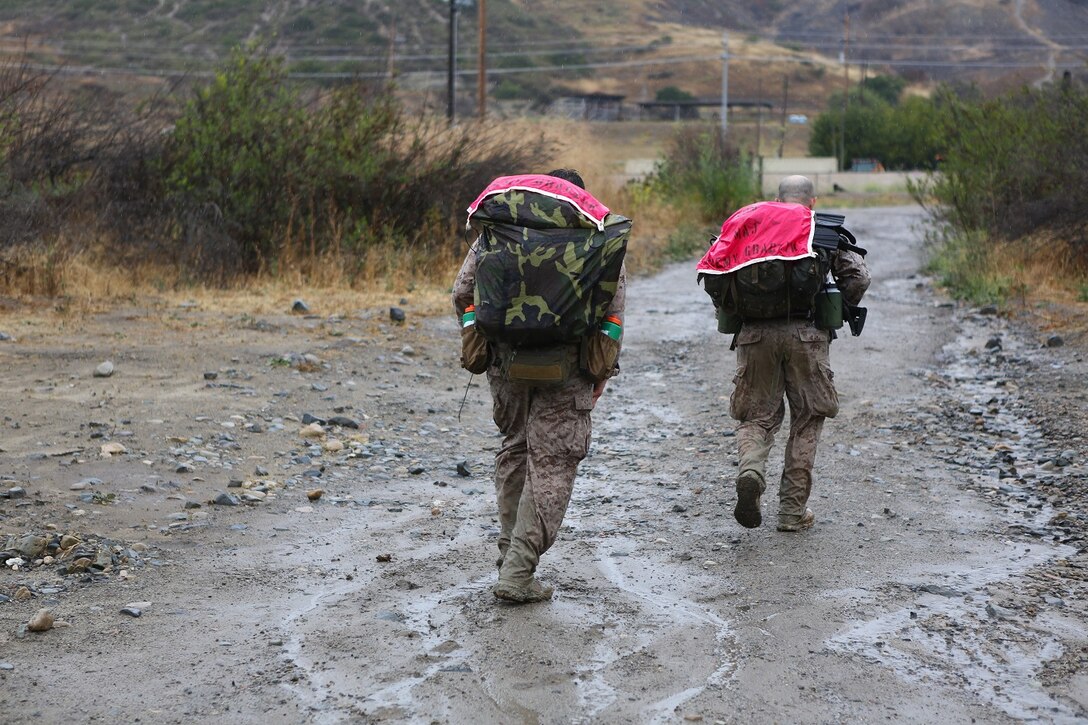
xmin=776 ymin=175 xmax=816 ymax=208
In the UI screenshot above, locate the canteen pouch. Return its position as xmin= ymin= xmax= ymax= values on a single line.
xmin=581 ymin=332 xmax=621 ymax=382
xmin=717 ymin=308 xmax=742 ymax=334
xmin=460 ymin=324 xmax=490 ymax=374
xmin=814 ymin=286 xmax=843 ymax=330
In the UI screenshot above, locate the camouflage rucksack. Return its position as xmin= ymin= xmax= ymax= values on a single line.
xmin=722 ymin=250 xmax=832 ymax=320
xmin=467 ymin=177 xmax=630 ymax=347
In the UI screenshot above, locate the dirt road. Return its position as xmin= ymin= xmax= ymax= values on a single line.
xmin=1 ymin=205 xmax=1086 ymax=723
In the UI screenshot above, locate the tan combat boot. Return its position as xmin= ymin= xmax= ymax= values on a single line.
xmin=493 ymin=542 xmax=553 ymax=603
xmin=776 ymin=508 xmax=815 ymax=532
xmin=734 ymin=470 xmax=765 ymax=529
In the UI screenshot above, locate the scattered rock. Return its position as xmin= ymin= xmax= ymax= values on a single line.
xmin=0 ymin=332 xmax=13 ymax=342
xmin=409 ymin=466 xmax=425 ymax=475
xmin=1045 ymin=335 xmax=1065 ymax=348
xmin=456 ymin=462 xmax=472 ymax=477
xmin=176 ymin=463 xmax=194 ymax=473
xmin=376 ymin=553 xmax=393 ymax=562
xmin=13 ymin=586 xmax=32 ymax=601
xmin=100 ymin=442 xmax=127 ymax=457
xmin=328 ymin=415 xmax=359 ymax=429
xmin=306 ymin=489 xmax=324 ymax=502
xmin=94 ymin=361 xmax=115 ymax=378
xmin=300 ymin=422 xmax=325 ymax=439
xmin=120 ymin=607 xmax=142 ymax=618
xmin=301 ymin=413 xmax=327 ymax=426
xmin=5 ymin=486 xmax=26 ymax=498
xmin=17 ymin=535 xmax=48 ymax=559
xmin=27 ymin=609 xmax=54 ymax=632
xmin=203 ymin=371 xmax=218 ymax=380
xmin=213 ymin=492 xmax=241 ymax=506
xmin=323 ymin=439 xmax=344 ymax=452
xmin=291 ymin=299 xmax=310 ymax=314
xmin=389 ymin=307 xmax=406 ymax=323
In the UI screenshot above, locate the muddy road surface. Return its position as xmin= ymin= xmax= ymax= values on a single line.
xmin=2 ymin=206 xmax=1086 ymax=724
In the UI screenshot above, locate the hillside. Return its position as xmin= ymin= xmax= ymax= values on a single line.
xmin=0 ymin=0 xmax=1085 ymax=114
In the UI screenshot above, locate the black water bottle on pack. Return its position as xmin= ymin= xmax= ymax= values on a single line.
xmin=815 ymin=280 xmax=843 ymax=330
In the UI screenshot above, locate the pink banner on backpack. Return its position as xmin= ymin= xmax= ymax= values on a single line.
xmin=696 ymin=201 xmax=816 ymax=275
xmin=466 ymin=174 xmax=611 ymax=231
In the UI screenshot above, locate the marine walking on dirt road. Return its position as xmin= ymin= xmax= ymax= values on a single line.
xmin=452 ymin=169 xmax=631 ymax=603
xmin=697 ymin=175 xmax=871 ymax=532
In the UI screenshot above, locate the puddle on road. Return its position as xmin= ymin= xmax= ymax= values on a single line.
xmin=827 ymin=313 xmax=1085 ymax=723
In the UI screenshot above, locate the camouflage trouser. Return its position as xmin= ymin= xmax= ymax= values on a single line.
xmin=488 ymin=369 xmax=594 ymax=582
xmin=729 ymin=319 xmax=839 ymax=520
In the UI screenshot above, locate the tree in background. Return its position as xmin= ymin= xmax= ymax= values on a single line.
xmin=809 ymin=75 xmax=941 ymax=170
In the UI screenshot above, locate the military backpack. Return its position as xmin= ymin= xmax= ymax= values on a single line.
xmin=466 ymin=175 xmax=630 ymax=348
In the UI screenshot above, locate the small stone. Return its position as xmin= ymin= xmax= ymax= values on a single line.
xmin=401 ymin=345 xmax=416 ymax=357
xmin=300 ymin=422 xmax=325 ymax=439
xmin=301 ymin=413 xmax=326 ymax=426
xmin=175 ymin=463 xmax=194 ymax=473
xmin=376 ymin=553 xmax=393 ymax=562
xmin=0 ymin=332 xmax=13 ymax=342
xmin=456 ymin=462 xmax=471 ymax=477
xmin=7 ymin=486 xmax=26 ymax=498
xmin=291 ymin=299 xmax=310 ymax=314
xmin=322 ymin=439 xmax=344 ymax=452
xmin=1045 ymin=335 xmax=1065 ymax=348
xmin=184 ymin=500 xmax=201 ymax=509
xmin=100 ymin=442 xmax=127 ymax=457
xmin=18 ymin=536 xmax=48 ymax=559
xmin=409 ymin=466 xmax=425 ymax=475
xmin=328 ymin=416 xmax=359 ymax=429
xmin=203 ymin=371 xmax=218 ymax=380
xmin=0 ymin=662 xmax=13 ymax=670
xmin=13 ymin=586 xmax=32 ymax=601
xmin=120 ymin=607 xmax=142 ymax=618
xmin=979 ymin=305 xmax=998 ymax=315
xmin=213 ymin=492 xmax=241 ymax=506
xmin=389 ymin=307 xmax=406 ymax=323
xmin=984 ymin=337 xmax=1001 ymax=350
xmin=306 ymin=489 xmax=324 ymax=502
xmin=27 ymin=609 xmax=54 ymax=632
xmin=59 ymin=535 xmax=81 ymax=549
xmin=94 ymin=361 xmax=115 ymax=378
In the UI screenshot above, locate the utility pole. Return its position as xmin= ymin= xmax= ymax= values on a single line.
xmin=755 ymin=73 xmax=763 ymax=158
xmin=447 ymin=0 xmax=458 ymax=123
xmin=839 ymin=10 xmax=850 ymax=171
xmin=386 ymin=17 xmax=396 ymax=81
xmin=720 ymin=31 xmax=729 ymax=135
xmin=778 ymin=74 xmax=789 ymax=158
xmin=477 ymin=0 xmax=487 ymax=118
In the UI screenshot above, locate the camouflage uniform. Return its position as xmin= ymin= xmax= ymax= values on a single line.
xmin=730 ymin=249 xmax=870 ymax=529
xmin=453 ymin=245 xmax=626 ymax=594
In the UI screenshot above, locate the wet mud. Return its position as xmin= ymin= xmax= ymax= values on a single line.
xmin=1 ymin=206 xmax=1086 ymax=723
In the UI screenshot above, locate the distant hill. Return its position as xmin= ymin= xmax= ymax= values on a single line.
xmin=0 ymin=0 xmax=1084 ymax=110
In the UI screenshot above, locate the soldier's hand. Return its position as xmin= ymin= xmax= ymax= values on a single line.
xmin=592 ymin=380 xmax=607 ymax=407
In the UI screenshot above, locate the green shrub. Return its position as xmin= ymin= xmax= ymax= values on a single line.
xmin=649 ymin=124 xmax=758 ymax=223
xmin=162 ymin=44 xmax=544 ymax=277
xmin=923 ymin=227 xmax=1013 ymax=304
